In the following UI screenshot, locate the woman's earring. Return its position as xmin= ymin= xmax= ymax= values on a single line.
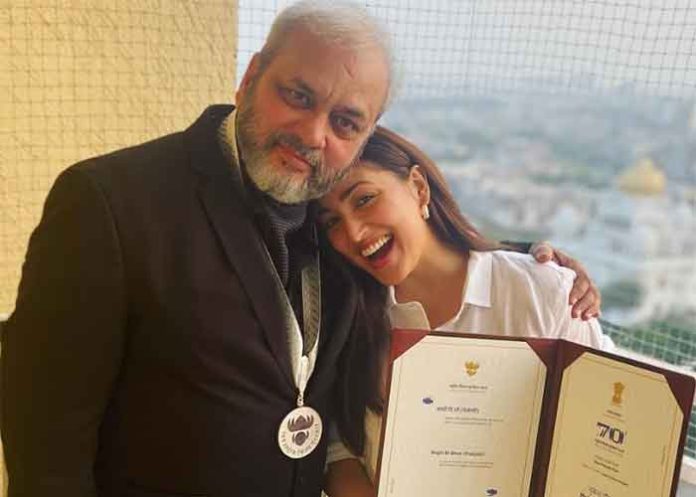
xmin=421 ymin=204 xmax=430 ymax=220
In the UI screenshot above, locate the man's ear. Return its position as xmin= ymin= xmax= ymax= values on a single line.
xmin=236 ymin=53 xmax=261 ymax=104
xmin=409 ymin=165 xmax=431 ymax=208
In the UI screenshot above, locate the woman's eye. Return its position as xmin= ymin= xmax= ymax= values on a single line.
xmin=320 ymin=217 xmax=339 ymax=230
xmin=356 ymin=194 xmax=376 ymax=207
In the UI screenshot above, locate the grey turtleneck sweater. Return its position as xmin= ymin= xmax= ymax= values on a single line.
xmin=217 ymin=114 xmax=317 ymax=329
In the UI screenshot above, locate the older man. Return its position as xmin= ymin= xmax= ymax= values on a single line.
xmin=1 ymin=2 xmax=597 ymax=496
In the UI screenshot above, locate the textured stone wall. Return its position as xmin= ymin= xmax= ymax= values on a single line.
xmin=0 ymin=1 xmax=238 ymax=316
xmin=0 ymin=2 xmax=239 ymax=491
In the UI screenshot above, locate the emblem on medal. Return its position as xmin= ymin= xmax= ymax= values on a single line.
xmin=278 ymin=406 xmax=323 ymax=459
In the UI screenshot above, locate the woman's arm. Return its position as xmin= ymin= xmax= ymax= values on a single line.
xmin=324 ymin=459 xmax=377 ymax=497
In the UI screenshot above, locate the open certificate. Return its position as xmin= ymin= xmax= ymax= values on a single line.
xmin=376 ymin=330 xmax=695 ymax=497
xmin=544 ymin=352 xmax=688 ymax=497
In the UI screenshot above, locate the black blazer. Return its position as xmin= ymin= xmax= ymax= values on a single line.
xmin=1 ymin=106 xmax=357 ymax=497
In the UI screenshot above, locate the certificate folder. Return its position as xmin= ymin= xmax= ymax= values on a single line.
xmin=377 ymin=330 xmax=695 ymax=497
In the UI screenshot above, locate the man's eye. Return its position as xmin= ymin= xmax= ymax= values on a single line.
xmin=332 ymin=115 xmax=359 ymax=137
xmin=282 ymin=88 xmax=311 ymax=107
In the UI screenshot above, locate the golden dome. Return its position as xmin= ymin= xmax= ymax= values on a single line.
xmin=617 ymin=157 xmax=666 ymax=196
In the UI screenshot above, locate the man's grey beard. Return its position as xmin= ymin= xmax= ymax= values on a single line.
xmin=236 ymin=98 xmax=356 ymax=204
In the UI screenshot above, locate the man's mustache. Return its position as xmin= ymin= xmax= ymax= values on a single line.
xmin=266 ymin=133 xmax=324 ymax=172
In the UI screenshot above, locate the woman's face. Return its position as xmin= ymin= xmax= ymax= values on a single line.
xmin=317 ymin=161 xmax=431 ymax=286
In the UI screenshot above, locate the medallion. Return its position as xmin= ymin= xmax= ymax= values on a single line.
xmin=278 ymin=405 xmax=323 ymax=459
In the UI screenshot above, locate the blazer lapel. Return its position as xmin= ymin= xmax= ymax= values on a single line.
xmin=309 ymin=261 xmax=357 ymax=394
xmin=185 ymin=106 xmax=296 ymax=390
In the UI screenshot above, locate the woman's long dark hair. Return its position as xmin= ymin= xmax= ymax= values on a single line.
xmin=325 ymin=125 xmax=500 ymax=456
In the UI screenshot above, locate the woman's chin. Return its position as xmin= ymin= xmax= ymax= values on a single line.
xmin=368 ymin=267 xmax=406 ymax=288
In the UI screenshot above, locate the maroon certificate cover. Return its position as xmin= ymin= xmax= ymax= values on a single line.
xmin=376 ymin=329 xmax=694 ymax=497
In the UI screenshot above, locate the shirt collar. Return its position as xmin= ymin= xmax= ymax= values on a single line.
xmin=387 ymin=286 xmax=431 ymax=329
xmin=387 ymin=250 xmax=493 ymax=330
xmin=462 ymin=250 xmax=492 ymax=308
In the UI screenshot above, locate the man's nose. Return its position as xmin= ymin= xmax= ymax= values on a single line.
xmin=295 ymin=114 xmax=329 ymax=150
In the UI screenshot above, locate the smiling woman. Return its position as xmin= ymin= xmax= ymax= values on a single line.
xmin=318 ymin=126 xmax=499 ymax=288
xmin=318 ymin=126 xmax=613 ymax=497
xmin=319 ymin=165 xmax=430 ymax=285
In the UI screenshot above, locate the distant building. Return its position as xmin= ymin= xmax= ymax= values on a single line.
xmin=616 ymin=157 xmax=667 ymax=196
xmin=565 ymin=158 xmax=695 ymax=324
xmin=444 ymin=157 xmax=696 ymax=326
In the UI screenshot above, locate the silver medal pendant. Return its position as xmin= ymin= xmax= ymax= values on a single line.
xmin=277 ymin=405 xmax=323 ymax=459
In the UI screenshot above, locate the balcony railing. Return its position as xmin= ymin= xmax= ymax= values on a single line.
xmin=600 ymin=318 xmax=696 ymax=488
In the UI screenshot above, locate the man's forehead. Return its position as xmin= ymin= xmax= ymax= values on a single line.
xmin=269 ymin=30 xmax=389 ymax=119
xmin=288 ymin=75 xmax=373 ymax=119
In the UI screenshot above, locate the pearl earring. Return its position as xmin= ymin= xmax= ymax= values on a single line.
xmin=421 ymin=204 xmax=430 ymax=220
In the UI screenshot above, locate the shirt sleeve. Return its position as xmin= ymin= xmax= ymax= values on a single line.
xmin=549 ymin=266 xmax=614 ymax=351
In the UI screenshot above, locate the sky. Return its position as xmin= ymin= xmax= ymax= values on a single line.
xmin=236 ymin=0 xmax=696 ymax=100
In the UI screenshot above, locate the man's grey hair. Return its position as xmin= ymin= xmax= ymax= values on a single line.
xmin=258 ymin=0 xmax=395 ymax=114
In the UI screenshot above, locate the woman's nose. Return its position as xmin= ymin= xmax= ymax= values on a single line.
xmin=343 ymin=215 xmax=366 ymax=243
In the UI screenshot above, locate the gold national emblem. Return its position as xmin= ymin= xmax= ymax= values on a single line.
xmin=612 ymin=381 xmax=625 ymax=406
xmin=465 ymin=361 xmax=480 ymax=377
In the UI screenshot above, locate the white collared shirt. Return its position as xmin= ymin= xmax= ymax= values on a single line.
xmin=326 ymin=250 xmax=613 ymax=479
xmin=388 ymin=250 xmax=613 ymax=350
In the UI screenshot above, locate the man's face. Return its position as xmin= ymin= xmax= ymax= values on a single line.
xmin=235 ymin=29 xmax=389 ymax=204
